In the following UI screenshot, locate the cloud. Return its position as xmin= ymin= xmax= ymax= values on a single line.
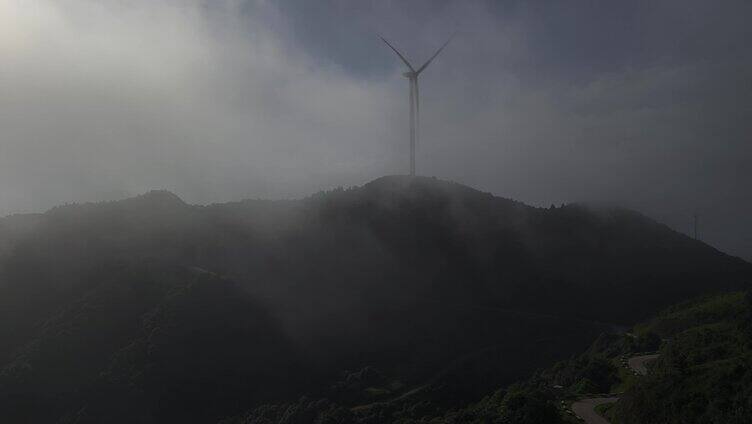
xmin=0 ymin=0 xmax=750 ymax=258
xmin=0 ymin=0 xmax=404 ymax=211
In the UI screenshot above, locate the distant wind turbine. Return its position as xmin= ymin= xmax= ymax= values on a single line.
xmin=380 ymin=34 xmax=453 ymax=176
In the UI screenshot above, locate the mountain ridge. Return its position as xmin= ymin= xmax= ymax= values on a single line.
xmin=1 ymin=175 xmax=750 ymax=422
xmin=0 ymin=175 xmax=744 ymax=262
xmin=7 ymin=175 xmax=742 ymax=262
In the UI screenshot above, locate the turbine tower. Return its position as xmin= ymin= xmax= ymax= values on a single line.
xmin=380 ymin=34 xmax=453 ymax=176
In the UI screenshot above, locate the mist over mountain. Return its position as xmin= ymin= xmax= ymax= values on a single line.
xmin=3 ymin=2 xmax=751 ymax=422
xmin=1 ymin=176 xmax=749 ymax=422
xmin=2 ymin=0 xmax=752 ymax=260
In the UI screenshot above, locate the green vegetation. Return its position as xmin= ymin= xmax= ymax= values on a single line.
xmin=0 ymin=177 xmax=750 ymax=422
xmin=459 ymin=291 xmax=752 ymax=424
xmin=221 ymin=291 xmax=752 ymax=423
xmin=595 ymin=402 xmax=614 ymax=417
xmin=0 ymin=266 xmax=306 ymax=423
xmin=449 ymin=385 xmax=564 ymax=424
xmin=633 ymin=292 xmax=747 ymax=338
xmin=509 ymin=291 xmax=752 ymax=424
xmin=225 ymin=385 xmax=566 ymax=424
xmin=608 ymin=292 xmax=752 ymax=424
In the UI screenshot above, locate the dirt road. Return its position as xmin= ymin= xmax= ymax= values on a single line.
xmin=628 ymin=354 xmax=660 ymax=375
xmin=571 ymin=397 xmax=618 ymax=424
xmin=570 ymin=353 xmax=660 ymax=423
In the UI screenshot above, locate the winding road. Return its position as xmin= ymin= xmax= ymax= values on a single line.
xmin=571 ymin=397 xmax=618 ymax=424
xmin=628 ymin=354 xmax=660 ymax=376
xmin=570 ymin=353 xmax=659 ymax=424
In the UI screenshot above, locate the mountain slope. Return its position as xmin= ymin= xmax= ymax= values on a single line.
xmin=608 ymin=291 xmax=752 ymax=423
xmin=0 ymin=265 xmax=304 ymax=423
xmin=402 ymin=290 xmax=752 ymax=424
xmin=0 ymin=176 xmax=749 ymax=422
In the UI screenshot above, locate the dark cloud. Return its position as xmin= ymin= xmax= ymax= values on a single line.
xmin=0 ymin=0 xmax=750 ymax=259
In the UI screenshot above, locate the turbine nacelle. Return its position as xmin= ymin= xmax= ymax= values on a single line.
xmin=402 ymin=71 xmax=417 ymax=78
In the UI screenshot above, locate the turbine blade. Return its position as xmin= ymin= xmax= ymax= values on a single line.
xmin=416 ymin=32 xmax=455 ymax=75
xmin=379 ymin=35 xmax=415 ymax=72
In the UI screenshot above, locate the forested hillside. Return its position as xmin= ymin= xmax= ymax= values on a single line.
xmin=1 ymin=176 xmax=749 ymax=422
xmin=608 ymin=292 xmax=752 ymax=423
xmin=455 ymin=291 xmax=752 ymax=424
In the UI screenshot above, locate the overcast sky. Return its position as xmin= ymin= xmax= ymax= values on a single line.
xmin=1 ymin=0 xmax=751 ymax=259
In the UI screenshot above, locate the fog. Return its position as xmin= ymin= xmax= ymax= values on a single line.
xmin=1 ymin=0 xmax=751 ymax=259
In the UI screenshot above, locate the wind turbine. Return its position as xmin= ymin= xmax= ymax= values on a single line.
xmin=380 ymin=34 xmax=453 ymax=176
